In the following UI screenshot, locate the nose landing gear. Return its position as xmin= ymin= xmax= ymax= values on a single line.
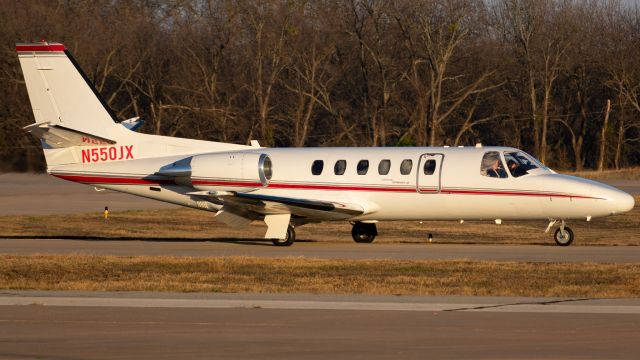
xmin=546 ymin=219 xmax=574 ymax=246
xmin=351 ymin=222 xmax=378 ymax=243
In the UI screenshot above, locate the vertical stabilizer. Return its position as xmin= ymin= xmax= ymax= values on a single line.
xmin=16 ymin=42 xmax=117 ymax=137
xmin=16 ymin=41 xmax=250 ymax=169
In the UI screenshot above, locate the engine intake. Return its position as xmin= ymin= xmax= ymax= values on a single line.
xmin=189 ymin=152 xmax=272 ymax=192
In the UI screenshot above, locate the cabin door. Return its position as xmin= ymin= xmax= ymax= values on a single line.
xmin=417 ymin=153 xmax=444 ymax=193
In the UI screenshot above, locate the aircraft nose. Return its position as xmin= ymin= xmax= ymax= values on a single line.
xmin=615 ymin=191 xmax=635 ymax=214
xmin=598 ymin=185 xmax=635 ymax=215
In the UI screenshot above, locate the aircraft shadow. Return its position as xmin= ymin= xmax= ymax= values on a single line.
xmin=0 ymin=235 xmax=317 ymax=246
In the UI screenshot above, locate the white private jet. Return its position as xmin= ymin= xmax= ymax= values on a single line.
xmin=16 ymin=42 xmax=635 ymax=246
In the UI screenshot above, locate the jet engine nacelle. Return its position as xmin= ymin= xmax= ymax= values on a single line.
xmin=190 ymin=152 xmax=273 ymax=192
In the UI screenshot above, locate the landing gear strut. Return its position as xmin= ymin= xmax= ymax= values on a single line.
xmin=351 ymin=222 xmax=377 ymax=243
xmin=272 ymin=224 xmax=295 ymax=246
xmin=546 ymin=220 xmax=574 ymax=246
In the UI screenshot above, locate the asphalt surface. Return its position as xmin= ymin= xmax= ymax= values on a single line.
xmin=1 ymin=173 xmax=638 ymax=215
xmin=0 ymin=173 xmax=177 ymax=215
xmin=0 ymin=291 xmax=639 ymax=359
xmin=1 ymin=238 xmax=639 ymax=263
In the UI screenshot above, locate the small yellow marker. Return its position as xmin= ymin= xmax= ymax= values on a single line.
xmin=428 ymin=233 xmax=433 ymax=243
xmin=104 ymin=206 xmax=109 ymax=220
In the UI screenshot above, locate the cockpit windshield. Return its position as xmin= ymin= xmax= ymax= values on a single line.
xmin=503 ymin=151 xmax=542 ymax=177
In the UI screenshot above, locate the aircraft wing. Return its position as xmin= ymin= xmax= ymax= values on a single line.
xmin=187 ymin=190 xmax=365 ymax=221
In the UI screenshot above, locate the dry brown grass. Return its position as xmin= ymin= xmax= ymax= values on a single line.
xmin=0 ymin=196 xmax=638 ymax=245
xmin=1 ymin=255 xmax=639 ymax=297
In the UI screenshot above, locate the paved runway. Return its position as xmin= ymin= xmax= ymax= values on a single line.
xmin=0 ymin=173 xmax=177 ymax=215
xmin=0 ymin=291 xmax=638 ymax=359
xmin=2 ymin=237 xmax=640 ymax=263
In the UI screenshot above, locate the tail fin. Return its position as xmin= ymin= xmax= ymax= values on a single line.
xmin=17 ymin=42 xmax=118 ymax=137
xmin=17 ymin=42 xmax=127 ymax=167
xmin=17 ymin=41 xmax=250 ymax=169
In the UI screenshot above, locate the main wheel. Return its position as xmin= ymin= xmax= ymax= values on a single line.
xmin=272 ymin=225 xmax=295 ymax=246
xmin=554 ymin=226 xmax=574 ymax=246
xmin=352 ymin=222 xmax=377 ymax=243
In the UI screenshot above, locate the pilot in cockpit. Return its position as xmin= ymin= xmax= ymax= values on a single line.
xmin=487 ymin=159 xmax=506 ymax=178
xmin=480 ymin=151 xmax=508 ymax=178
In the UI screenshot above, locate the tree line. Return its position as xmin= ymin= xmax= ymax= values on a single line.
xmin=1 ymin=0 xmax=639 ymax=172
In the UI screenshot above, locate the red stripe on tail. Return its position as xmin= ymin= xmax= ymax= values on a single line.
xmin=16 ymin=43 xmax=66 ymax=52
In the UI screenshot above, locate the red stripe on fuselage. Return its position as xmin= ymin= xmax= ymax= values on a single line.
xmin=440 ymin=189 xmax=594 ymax=199
xmin=52 ymin=173 xmax=598 ymax=199
xmin=53 ymin=174 xmax=173 ymax=185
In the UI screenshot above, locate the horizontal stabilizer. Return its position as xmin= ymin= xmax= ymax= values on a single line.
xmin=24 ymin=122 xmax=116 ymax=148
xmin=121 ymin=117 xmax=145 ymax=132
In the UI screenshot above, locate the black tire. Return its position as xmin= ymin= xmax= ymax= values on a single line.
xmin=272 ymin=225 xmax=295 ymax=246
xmin=554 ymin=226 xmax=574 ymax=246
xmin=352 ymin=222 xmax=377 ymax=243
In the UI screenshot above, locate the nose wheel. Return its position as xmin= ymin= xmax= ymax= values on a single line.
xmin=351 ymin=222 xmax=377 ymax=243
xmin=554 ymin=226 xmax=574 ymax=246
xmin=547 ymin=220 xmax=574 ymax=246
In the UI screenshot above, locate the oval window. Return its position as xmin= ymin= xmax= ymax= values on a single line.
xmin=423 ymin=159 xmax=436 ymax=175
xmin=334 ymin=160 xmax=347 ymax=175
xmin=311 ymin=160 xmax=324 ymax=175
xmin=357 ymin=160 xmax=369 ymax=175
xmin=378 ymin=159 xmax=391 ymax=175
xmin=400 ymin=159 xmax=413 ymax=175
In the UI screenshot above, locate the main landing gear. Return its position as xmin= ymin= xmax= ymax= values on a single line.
xmin=272 ymin=224 xmax=295 ymax=246
xmin=351 ymin=222 xmax=378 ymax=243
xmin=546 ymin=219 xmax=574 ymax=246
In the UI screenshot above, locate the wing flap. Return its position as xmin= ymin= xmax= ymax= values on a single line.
xmin=187 ymin=191 xmax=365 ymax=220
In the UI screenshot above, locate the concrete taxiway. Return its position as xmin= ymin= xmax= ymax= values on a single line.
xmin=0 ymin=291 xmax=639 ymax=359
xmin=2 ymin=237 xmax=640 ymax=263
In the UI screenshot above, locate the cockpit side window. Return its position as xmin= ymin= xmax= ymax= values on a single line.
xmin=504 ymin=151 xmax=540 ymax=177
xmin=480 ymin=151 xmax=507 ymax=178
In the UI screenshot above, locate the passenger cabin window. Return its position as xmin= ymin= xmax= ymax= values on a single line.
xmin=423 ymin=160 xmax=436 ymax=175
xmin=378 ymin=159 xmax=391 ymax=175
xmin=334 ymin=160 xmax=347 ymax=175
xmin=311 ymin=160 xmax=324 ymax=175
xmin=480 ymin=151 xmax=507 ymax=178
xmin=504 ymin=151 xmax=540 ymax=178
xmin=400 ymin=159 xmax=413 ymax=175
xmin=357 ymin=160 xmax=369 ymax=175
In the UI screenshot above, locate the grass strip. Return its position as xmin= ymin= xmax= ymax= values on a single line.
xmin=1 ymin=255 xmax=639 ymax=297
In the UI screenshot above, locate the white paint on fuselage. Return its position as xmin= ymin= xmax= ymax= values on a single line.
xmin=49 ymin=146 xmax=635 ymax=222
